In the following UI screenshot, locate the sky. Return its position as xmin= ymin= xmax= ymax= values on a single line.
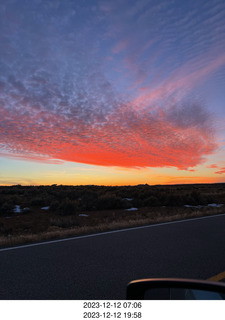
xmin=0 ymin=0 xmax=225 ymax=186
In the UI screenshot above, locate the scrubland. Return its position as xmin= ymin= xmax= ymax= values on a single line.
xmin=0 ymin=183 xmax=224 ymax=248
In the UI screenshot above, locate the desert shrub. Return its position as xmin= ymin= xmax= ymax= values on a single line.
xmin=30 ymin=196 xmax=46 ymax=206
xmin=79 ymin=192 xmax=98 ymax=210
xmin=121 ymin=198 xmax=133 ymax=209
xmin=57 ymin=198 xmax=79 ymax=216
xmin=165 ymin=194 xmax=184 ymax=206
xmin=138 ymin=189 xmax=154 ymax=200
xmin=96 ymin=193 xmax=123 ymax=210
xmin=132 ymin=198 xmax=144 ymax=208
xmin=0 ymin=222 xmax=12 ymax=235
xmin=189 ymin=191 xmax=207 ymax=205
xmin=10 ymin=195 xmax=21 ymax=204
xmin=155 ymin=192 xmax=167 ymax=206
xmin=204 ymin=194 xmax=215 ymax=204
xmin=29 ymin=193 xmax=53 ymax=206
xmin=0 ymin=202 xmax=14 ymax=216
xmin=144 ymin=195 xmax=160 ymax=207
xmin=50 ymin=200 xmax=60 ymax=212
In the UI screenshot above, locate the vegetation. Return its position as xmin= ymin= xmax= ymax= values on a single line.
xmin=0 ymin=183 xmax=224 ymax=248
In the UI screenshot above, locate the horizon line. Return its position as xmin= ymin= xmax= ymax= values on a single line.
xmin=1 ymin=182 xmax=225 ymax=188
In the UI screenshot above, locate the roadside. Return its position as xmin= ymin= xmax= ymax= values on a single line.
xmin=1 ymin=205 xmax=224 ymax=249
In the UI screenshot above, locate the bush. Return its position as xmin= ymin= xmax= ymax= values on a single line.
xmin=30 ymin=196 xmax=46 ymax=206
xmin=50 ymin=200 xmax=60 ymax=212
xmin=0 ymin=222 xmax=12 ymax=235
xmin=188 ymin=191 xmax=207 ymax=205
xmin=165 ymin=194 xmax=183 ymax=206
xmin=132 ymin=198 xmax=144 ymax=208
xmin=79 ymin=192 xmax=98 ymax=210
xmin=0 ymin=202 xmax=14 ymax=216
xmin=96 ymin=193 xmax=123 ymax=210
xmin=58 ymin=199 xmax=79 ymax=216
xmin=144 ymin=196 xmax=160 ymax=207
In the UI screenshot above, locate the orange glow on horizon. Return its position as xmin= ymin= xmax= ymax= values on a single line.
xmin=0 ymin=156 xmax=224 ymax=187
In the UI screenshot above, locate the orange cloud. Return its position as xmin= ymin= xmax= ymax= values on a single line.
xmin=0 ymin=99 xmax=217 ymax=169
xmin=207 ymin=164 xmax=219 ymax=168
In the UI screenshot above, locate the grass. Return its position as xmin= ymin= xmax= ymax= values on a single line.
xmin=0 ymin=204 xmax=224 ymax=249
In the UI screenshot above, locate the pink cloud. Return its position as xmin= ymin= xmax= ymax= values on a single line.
xmin=0 ymin=152 xmax=64 ymax=164
xmin=112 ymin=38 xmax=131 ymax=54
xmin=131 ymin=52 xmax=225 ymax=109
xmin=215 ymin=167 xmax=225 ymax=174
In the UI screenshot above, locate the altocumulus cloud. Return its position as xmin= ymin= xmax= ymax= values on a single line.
xmin=0 ymin=95 xmax=217 ymax=169
xmin=0 ymin=0 xmax=224 ymax=170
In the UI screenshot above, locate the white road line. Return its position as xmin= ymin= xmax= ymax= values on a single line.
xmin=0 ymin=213 xmax=225 ymax=252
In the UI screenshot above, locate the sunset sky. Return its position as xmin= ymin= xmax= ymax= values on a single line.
xmin=0 ymin=0 xmax=225 ymax=186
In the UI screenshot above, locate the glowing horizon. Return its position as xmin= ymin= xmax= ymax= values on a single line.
xmin=0 ymin=0 xmax=225 ymax=186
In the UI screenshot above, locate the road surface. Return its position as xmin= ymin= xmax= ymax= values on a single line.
xmin=0 ymin=214 xmax=225 ymax=299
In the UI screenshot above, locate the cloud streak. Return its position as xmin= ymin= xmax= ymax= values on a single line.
xmin=214 ymin=167 xmax=225 ymax=174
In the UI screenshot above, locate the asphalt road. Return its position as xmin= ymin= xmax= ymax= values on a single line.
xmin=0 ymin=214 xmax=225 ymax=300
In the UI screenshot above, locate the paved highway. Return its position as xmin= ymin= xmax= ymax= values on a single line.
xmin=0 ymin=214 xmax=225 ymax=299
